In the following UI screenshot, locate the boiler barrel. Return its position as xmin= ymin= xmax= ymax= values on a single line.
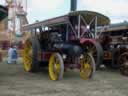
xmin=53 ymin=43 xmax=83 ymax=57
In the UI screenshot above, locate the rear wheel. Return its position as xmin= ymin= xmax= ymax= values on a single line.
xmin=23 ymin=39 xmax=33 ymax=72
xmin=23 ymin=38 xmax=39 ymax=72
xmin=118 ymin=52 xmax=128 ymax=76
xmin=48 ymin=53 xmax=64 ymax=80
xmin=80 ymin=53 xmax=95 ymax=80
xmin=84 ymin=40 xmax=103 ymax=69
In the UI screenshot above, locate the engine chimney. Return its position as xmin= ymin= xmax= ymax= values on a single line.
xmin=70 ymin=0 xmax=77 ymax=11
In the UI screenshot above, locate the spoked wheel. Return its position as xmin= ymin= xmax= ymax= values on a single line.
xmin=83 ymin=40 xmax=103 ymax=69
xmin=80 ymin=53 xmax=96 ymax=80
xmin=48 ymin=53 xmax=64 ymax=80
xmin=23 ymin=38 xmax=39 ymax=72
xmin=118 ymin=52 xmax=128 ymax=76
xmin=23 ymin=39 xmax=33 ymax=72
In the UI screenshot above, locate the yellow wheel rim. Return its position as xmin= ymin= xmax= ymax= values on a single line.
xmin=80 ymin=54 xmax=92 ymax=80
xmin=49 ymin=54 xmax=61 ymax=80
xmin=23 ymin=40 xmax=33 ymax=72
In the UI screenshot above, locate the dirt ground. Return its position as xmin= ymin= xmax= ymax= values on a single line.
xmin=0 ymin=58 xmax=128 ymax=96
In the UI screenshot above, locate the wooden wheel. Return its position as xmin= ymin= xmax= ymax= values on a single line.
xmin=80 ymin=53 xmax=95 ymax=80
xmin=23 ymin=39 xmax=33 ymax=72
xmin=48 ymin=53 xmax=64 ymax=80
xmin=118 ymin=52 xmax=128 ymax=76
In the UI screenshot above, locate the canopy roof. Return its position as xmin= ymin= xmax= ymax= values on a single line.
xmin=97 ymin=22 xmax=128 ymax=32
xmin=23 ymin=10 xmax=110 ymax=31
xmin=69 ymin=11 xmax=110 ymax=26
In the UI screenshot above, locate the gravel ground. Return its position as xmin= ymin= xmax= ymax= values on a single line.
xmin=0 ymin=58 xmax=128 ymax=96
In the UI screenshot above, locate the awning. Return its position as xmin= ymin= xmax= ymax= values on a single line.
xmin=69 ymin=11 xmax=110 ymax=26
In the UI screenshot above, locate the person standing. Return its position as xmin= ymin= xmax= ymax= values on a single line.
xmin=7 ymin=45 xmax=13 ymax=64
xmin=12 ymin=46 xmax=18 ymax=64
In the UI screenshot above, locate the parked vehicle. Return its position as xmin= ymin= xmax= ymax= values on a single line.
xmin=22 ymin=10 xmax=109 ymax=80
xmin=98 ymin=22 xmax=128 ymax=75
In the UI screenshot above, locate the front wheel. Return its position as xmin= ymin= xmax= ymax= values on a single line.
xmin=80 ymin=53 xmax=96 ymax=80
xmin=48 ymin=53 xmax=64 ymax=80
xmin=118 ymin=52 xmax=128 ymax=76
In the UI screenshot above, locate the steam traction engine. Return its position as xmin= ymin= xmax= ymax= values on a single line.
xmin=98 ymin=22 xmax=128 ymax=75
xmin=22 ymin=11 xmax=110 ymax=80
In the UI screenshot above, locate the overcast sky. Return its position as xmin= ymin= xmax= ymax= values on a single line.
xmin=0 ymin=0 xmax=128 ymax=24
